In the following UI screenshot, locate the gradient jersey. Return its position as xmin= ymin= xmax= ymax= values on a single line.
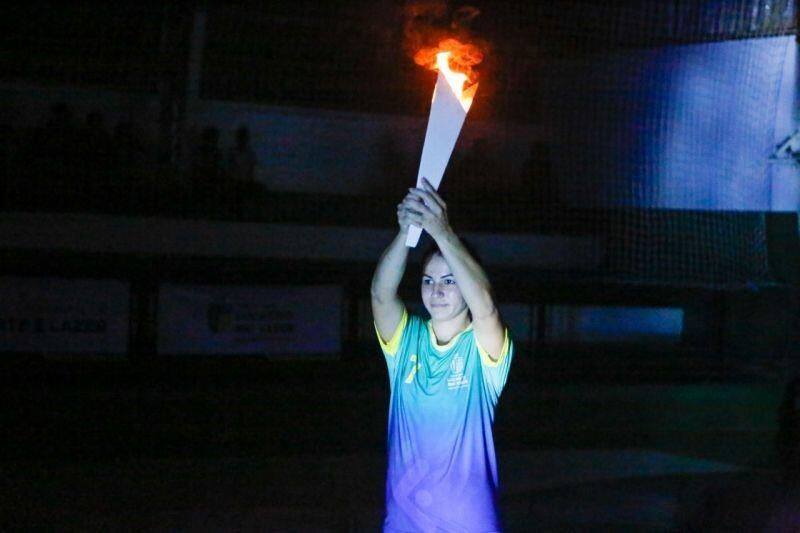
xmin=377 ymin=309 xmax=513 ymax=532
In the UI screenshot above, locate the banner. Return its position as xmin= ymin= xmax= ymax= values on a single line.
xmin=0 ymin=277 xmax=129 ymax=355
xmin=158 ymin=284 xmax=342 ymax=357
xmin=547 ymin=306 xmax=683 ymax=343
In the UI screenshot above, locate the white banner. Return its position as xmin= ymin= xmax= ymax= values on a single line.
xmin=158 ymin=284 xmax=342 ymax=357
xmin=0 ymin=277 xmax=129 ymax=355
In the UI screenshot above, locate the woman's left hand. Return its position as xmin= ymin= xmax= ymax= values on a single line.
xmin=399 ymin=178 xmax=452 ymax=240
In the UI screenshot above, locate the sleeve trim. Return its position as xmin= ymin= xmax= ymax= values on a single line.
xmin=477 ymin=328 xmax=509 ymax=368
xmin=375 ymin=308 xmax=408 ymax=357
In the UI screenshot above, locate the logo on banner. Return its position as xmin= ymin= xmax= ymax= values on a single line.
xmin=206 ymin=299 xmax=295 ymax=338
xmin=0 ymin=278 xmax=127 ymax=355
xmin=159 ymin=284 xmax=343 ymax=356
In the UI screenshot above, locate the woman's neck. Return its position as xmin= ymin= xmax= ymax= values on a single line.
xmin=431 ymin=312 xmax=471 ymax=345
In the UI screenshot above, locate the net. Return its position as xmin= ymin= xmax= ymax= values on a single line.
xmin=0 ymin=1 xmax=797 ymax=288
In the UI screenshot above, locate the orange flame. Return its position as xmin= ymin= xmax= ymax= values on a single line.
xmin=414 ymin=38 xmax=482 ymax=112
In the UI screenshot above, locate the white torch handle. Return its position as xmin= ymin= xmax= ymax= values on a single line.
xmin=405 ymin=71 xmax=473 ymax=248
xmin=405 ymin=225 xmax=423 ymax=248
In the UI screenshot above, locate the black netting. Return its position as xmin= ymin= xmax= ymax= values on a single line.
xmin=1 ymin=2 xmax=797 ymax=288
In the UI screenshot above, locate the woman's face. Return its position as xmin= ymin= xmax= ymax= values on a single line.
xmin=421 ymin=254 xmax=468 ymax=322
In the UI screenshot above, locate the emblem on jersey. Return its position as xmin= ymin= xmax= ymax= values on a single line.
xmin=447 ymin=354 xmax=469 ymax=390
xmin=404 ymin=354 xmax=421 ymax=384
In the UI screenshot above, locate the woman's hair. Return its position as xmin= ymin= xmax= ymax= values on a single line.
xmin=420 ymin=243 xmax=443 ymax=273
xmin=420 ymin=238 xmax=485 ymax=273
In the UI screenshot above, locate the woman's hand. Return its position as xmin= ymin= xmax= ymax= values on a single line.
xmin=397 ymin=193 xmax=415 ymax=233
xmin=397 ymin=178 xmax=452 ymax=240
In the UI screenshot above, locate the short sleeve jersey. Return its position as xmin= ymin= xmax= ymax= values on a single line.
xmin=376 ymin=309 xmax=513 ymax=532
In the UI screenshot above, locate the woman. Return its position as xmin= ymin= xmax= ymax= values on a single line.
xmin=371 ymin=178 xmax=513 ymax=532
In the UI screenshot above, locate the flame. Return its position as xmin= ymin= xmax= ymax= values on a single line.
xmin=414 ymin=38 xmax=482 ymax=112
xmin=436 ymin=52 xmax=476 ymax=111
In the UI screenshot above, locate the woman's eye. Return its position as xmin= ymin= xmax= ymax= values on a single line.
xmin=422 ymin=279 xmax=432 ymax=285
xmin=445 ymin=279 xmax=455 ymax=284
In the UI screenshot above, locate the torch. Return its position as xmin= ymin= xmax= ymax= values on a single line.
xmin=406 ymin=39 xmax=481 ymax=247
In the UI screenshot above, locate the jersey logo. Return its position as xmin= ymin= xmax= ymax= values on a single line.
xmin=447 ymin=354 xmax=469 ymax=390
xmin=404 ymin=354 xmax=421 ymax=384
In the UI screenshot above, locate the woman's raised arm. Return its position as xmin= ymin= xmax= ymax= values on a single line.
xmin=371 ymin=205 xmax=414 ymax=342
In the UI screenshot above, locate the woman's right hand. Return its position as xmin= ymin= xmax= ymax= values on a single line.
xmin=397 ymin=191 xmax=419 ymax=233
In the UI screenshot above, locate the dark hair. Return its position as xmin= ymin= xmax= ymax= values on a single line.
xmin=420 ymin=243 xmax=442 ymax=273
xmin=420 ymin=237 xmax=484 ymax=273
